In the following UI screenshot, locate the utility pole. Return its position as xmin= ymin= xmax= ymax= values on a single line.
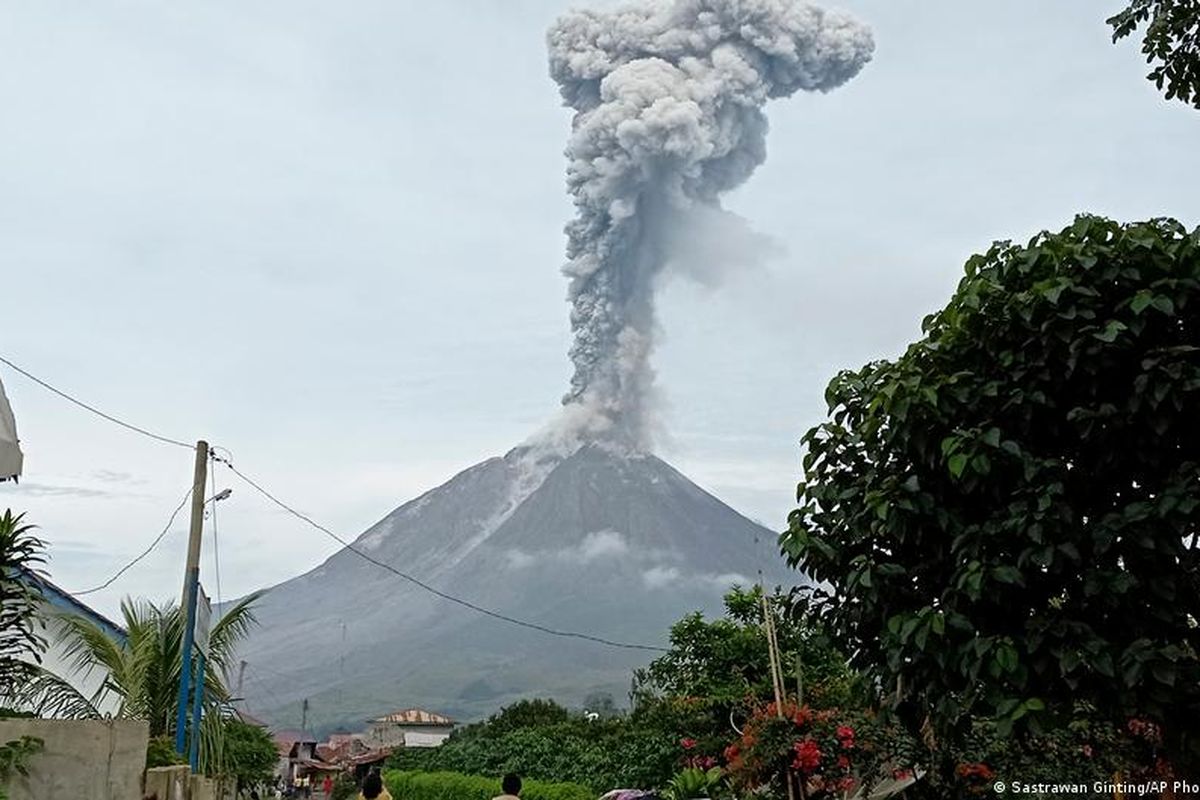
xmin=174 ymin=440 xmax=209 ymax=757
xmin=301 ymin=698 xmax=309 ymax=732
xmin=237 ymin=660 xmax=247 ymax=700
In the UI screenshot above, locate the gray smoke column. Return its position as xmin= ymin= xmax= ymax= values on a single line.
xmin=544 ymin=0 xmax=873 ymax=451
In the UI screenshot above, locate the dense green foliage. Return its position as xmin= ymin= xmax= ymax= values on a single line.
xmin=145 ymin=735 xmax=186 ymax=769
xmin=389 ymin=704 xmax=677 ymax=793
xmin=0 ymin=511 xmax=47 ymax=698
xmin=661 ymin=767 xmax=724 ymax=800
xmin=383 ymin=770 xmax=593 ymax=800
xmin=1109 ymin=0 xmax=1200 ymax=108
xmin=634 ymin=587 xmax=864 ymax=712
xmin=222 ymin=719 xmax=278 ymax=789
xmin=783 ymin=216 xmax=1200 ymax=774
xmin=391 ymin=589 xmax=871 ymax=793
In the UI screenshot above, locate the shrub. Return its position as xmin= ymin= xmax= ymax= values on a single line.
xmin=383 ymin=770 xmax=593 ymax=800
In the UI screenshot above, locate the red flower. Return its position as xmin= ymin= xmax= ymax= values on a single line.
xmin=792 ymin=738 xmax=823 ymax=773
xmin=891 ymin=768 xmax=913 ymax=781
xmin=836 ymin=725 xmax=856 ymax=748
xmin=680 ymin=738 xmax=697 ymax=750
xmin=956 ymin=763 xmax=995 ymax=781
xmin=837 ymin=755 xmax=850 ymax=771
xmin=836 ymin=776 xmax=857 ymax=792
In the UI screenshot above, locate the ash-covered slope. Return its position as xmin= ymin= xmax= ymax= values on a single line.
xmin=235 ymin=445 xmax=794 ymax=730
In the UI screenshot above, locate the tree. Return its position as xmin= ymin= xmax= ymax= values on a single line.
xmin=11 ymin=591 xmax=263 ymax=776
xmin=480 ymin=698 xmax=571 ymax=734
xmin=1109 ymin=0 xmax=1200 ymax=109
xmin=222 ymin=719 xmax=277 ymax=791
xmin=783 ymin=217 xmax=1200 ymax=772
xmin=0 ymin=511 xmax=47 ymax=700
xmin=633 ymin=587 xmax=863 ymax=714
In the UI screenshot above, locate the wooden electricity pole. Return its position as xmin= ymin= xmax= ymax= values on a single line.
xmin=174 ymin=440 xmax=209 ymax=756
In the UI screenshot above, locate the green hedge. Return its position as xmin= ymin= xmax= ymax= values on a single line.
xmin=383 ymin=770 xmax=594 ymax=800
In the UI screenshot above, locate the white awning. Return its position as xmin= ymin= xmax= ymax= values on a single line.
xmin=0 ymin=377 xmax=23 ymax=481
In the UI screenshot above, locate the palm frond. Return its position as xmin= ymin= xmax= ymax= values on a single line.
xmin=206 ymin=591 xmax=264 ymax=678
xmin=0 ymin=665 xmax=103 ymax=720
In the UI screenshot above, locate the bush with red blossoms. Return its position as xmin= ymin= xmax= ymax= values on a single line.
xmin=723 ymin=701 xmax=891 ymax=799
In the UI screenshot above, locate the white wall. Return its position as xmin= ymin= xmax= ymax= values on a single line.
xmin=35 ymin=613 xmax=122 ymax=717
xmin=404 ymin=730 xmax=451 ymax=748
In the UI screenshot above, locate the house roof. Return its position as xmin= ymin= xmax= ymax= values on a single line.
xmin=273 ymin=728 xmax=318 ymax=757
xmin=371 ymin=708 xmax=454 ymax=726
xmin=18 ymin=567 xmax=127 ymax=645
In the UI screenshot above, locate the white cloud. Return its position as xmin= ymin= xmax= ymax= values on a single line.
xmin=576 ymin=530 xmax=628 ymax=562
xmin=709 ymin=572 xmax=751 ymax=588
xmin=642 ymin=565 xmax=681 ymax=589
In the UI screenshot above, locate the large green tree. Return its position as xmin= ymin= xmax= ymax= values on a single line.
xmin=633 ymin=587 xmax=863 ymax=714
xmin=1109 ymin=0 xmax=1200 ymax=109
xmin=783 ymin=217 xmax=1200 ymax=771
xmin=221 ymin=719 xmax=277 ymax=791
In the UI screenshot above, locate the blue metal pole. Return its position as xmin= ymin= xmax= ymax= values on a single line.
xmin=189 ymin=650 xmax=206 ymax=772
xmin=174 ymin=565 xmax=200 ymax=754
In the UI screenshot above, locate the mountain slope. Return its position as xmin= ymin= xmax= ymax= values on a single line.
xmin=234 ymin=445 xmax=794 ymax=731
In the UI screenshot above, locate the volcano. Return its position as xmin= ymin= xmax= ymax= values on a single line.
xmin=233 ymin=445 xmax=794 ymax=731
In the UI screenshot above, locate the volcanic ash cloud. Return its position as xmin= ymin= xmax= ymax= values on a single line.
xmin=544 ymin=0 xmax=874 ymax=452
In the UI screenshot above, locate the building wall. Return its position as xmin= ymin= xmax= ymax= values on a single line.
xmin=405 ymin=729 xmax=452 ymax=748
xmin=365 ymin=723 xmax=452 ymax=749
xmin=34 ymin=614 xmax=123 ymax=716
xmin=0 ymin=718 xmax=149 ymax=800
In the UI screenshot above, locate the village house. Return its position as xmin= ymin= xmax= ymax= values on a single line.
xmin=272 ymin=728 xmax=336 ymax=784
xmin=365 ymin=708 xmax=455 ymax=748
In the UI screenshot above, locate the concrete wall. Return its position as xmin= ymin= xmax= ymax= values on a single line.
xmin=0 ymin=718 xmax=149 ymax=800
xmin=145 ymin=768 xmax=236 ymax=800
xmin=146 ymin=766 xmax=191 ymax=800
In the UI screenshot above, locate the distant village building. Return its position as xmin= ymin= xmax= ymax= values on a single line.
xmin=272 ymin=729 xmax=330 ymax=783
xmin=366 ymin=708 xmax=455 ymax=748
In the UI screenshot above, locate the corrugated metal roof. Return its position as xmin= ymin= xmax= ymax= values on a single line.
xmin=371 ymin=708 xmax=454 ymax=726
xmin=18 ymin=567 xmax=127 ymax=644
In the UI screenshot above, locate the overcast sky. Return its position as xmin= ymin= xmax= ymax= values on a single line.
xmin=1 ymin=1 xmax=1197 ymax=620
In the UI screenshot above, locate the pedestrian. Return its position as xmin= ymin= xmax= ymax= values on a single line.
xmin=359 ymin=767 xmax=393 ymax=800
xmin=494 ymin=773 xmax=522 ymax=800
xmin=323 ymin=774 xmax=333 ymax=797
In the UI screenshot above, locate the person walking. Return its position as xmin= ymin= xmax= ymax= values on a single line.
xmin=323 ymin=774 xmax=333 ymax=798
xmin=359 ymin=768 xmax=392 ymax=800
xmin=493 ymin=773 xmax=522 ymax=800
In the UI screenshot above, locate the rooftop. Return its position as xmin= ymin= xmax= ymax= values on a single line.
xmin=371 ymin=708 xmax=454 ymax=726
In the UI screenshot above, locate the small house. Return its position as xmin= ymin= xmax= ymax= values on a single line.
xmin=365 ymin=708 xmax=455 ymax=748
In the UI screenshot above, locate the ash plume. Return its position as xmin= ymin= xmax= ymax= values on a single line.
xmin=544 ymin=0 xmax=873 ymax=451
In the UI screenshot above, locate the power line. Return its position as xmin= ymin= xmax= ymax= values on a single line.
xmin=73 ymin=486 xmax=193 ymax=596
xmin=0 ymin=353 xmax=667 ymax=653
xmin=219 ymin=456 xmax=668 ymax=653
xmin=0 ymin=353 xmax=193 ymax=450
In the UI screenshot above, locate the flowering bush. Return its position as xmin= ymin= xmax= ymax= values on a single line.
xmin=724 ymin=701 xmax=887 ymax=799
